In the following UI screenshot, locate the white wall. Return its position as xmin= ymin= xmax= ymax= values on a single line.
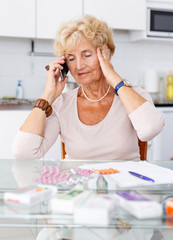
xmin=0 ymin=34 xmax=173 ymax=99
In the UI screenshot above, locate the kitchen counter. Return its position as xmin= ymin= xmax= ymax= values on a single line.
xmin=1 ymin=97 xmax=173 ymax=110
xmin=0 ymin=98 xmax=34 ymax=110
xmin=0 ymin=83 xmax=79 ymax=110
xmin=154 ymin=99 xmax=173 ymax=107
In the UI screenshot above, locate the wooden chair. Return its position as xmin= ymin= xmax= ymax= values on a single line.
xmin=138 ymin=139 xmax=147 ymax=160
xmin=61 ymin=141 xmax=66 ymax=160
xmin=61 ymin=139 xmax=147 ymax=160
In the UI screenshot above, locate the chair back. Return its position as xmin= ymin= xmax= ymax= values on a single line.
xmin=61 ymin=141 xmax=66 ymax=160
xmin=61 ymin=139 xmax=147 ymax=160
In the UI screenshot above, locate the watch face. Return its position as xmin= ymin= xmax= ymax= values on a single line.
xmin=123 ymin=79 xmax=132 ymax=87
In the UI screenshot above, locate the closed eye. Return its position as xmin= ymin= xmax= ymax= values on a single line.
xmin=85 ymin=54 xmax=92 ymax=57
xmin=67 ymin=57 xmax=75 ymax=62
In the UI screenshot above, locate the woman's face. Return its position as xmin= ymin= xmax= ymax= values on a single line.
xmin=65 ymin=37 xmax=103 ymax=86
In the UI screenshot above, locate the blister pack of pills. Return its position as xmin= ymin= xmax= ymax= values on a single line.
xmin=34 ymin=165 xmax=96 ymax=190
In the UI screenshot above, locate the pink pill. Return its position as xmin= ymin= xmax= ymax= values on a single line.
xmin=54 ymin=167 xmax=60 ymax=177
xmin=42 ymin=166 xmax=48 ymax=175
xmin=53 ymin=173 xmax=58 ymax=178
xmin=43 ymin=176 xmax=48 ymax=183
xmin=47 ymin=166 xmax=54 ymax=176
xmin=48 ymin=177 xmax=53 ymax=184
xmin=47 ymin=172 xmax=54 ymax=177
xmin=55 ymin=166 xmax=60 ymax=177
xmin=50 ymin=166 xmax=54 ymax=171
xmin=56 ymin=166 xmax=60 ymax=171
xmin=63 ymin=176 xmax=69 ymax=180
xmin=53 ymin=178 xmax=58 ymax=184
xmin=43 ymin=166 xmax=48 ymax=171
xmin=66 ymin=173 xmax=72 ymax=179
xmin=57 ymin=178 xmax=63 ymax=182
xmin=38 ymin=177 xmax=43 ymax=183
xmin=60 ymin=173 xmax=66 ymax=178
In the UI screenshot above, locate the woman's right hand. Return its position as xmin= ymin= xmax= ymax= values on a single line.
xmin=41 ymin=56 xmax=68 ymax=104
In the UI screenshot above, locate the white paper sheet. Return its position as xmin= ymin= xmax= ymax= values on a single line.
xmin=80 ymin=161 xmax=173 ymax=188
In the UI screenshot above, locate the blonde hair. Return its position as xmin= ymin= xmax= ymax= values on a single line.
xmin=54 ymin=15 xmax=115 ymax=57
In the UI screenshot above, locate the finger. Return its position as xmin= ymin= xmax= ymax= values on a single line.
xmin=63 ymin=76 xmax=68 ymax=84
xmin=55 ymin=55 xmax=65 ymax=62
xmin=59 ymin=76 xmax=68 ymax=86
xmin=105 ymin=45 xmax=109 ymax=55
xmin=49 ymin=63 xmax=63 ymax=72
xmin=105 ymin=45 xmax=111 ymax=60
xmin=102 ymin=45 xmax=106 ymax=58
xmin=54 ymin=68 xmax=60 ymax=78
xmin=47 ymin=66 xmax=61 ymax=81
xmin=56 ymin=56 xmax=66 ymax=63
xmin=108 ymin=49 xmax=111 ymax=60
xmin=97 ymin=47 xmax=104 ymax=62
xmin=47 ymin=56 xmax=65 ymax=68
xmin=53 ymin=58 xmax=65 ymax=65
xmin=102 ymin=45 xmax=110 ymax=61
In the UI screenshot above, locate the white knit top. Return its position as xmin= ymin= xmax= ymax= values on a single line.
xmin=12 ymin=86 xmax=165 ymax=160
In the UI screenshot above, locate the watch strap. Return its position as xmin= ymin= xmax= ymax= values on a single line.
xmin=113 ymin=81 xmax=124 ymax=96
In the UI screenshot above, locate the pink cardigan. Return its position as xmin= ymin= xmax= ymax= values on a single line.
xmin=12 ymin=86 xmax=165 ymax=160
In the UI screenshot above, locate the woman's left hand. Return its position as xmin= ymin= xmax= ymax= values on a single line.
xmin=97 ymin=45 xmax=122 ymax=88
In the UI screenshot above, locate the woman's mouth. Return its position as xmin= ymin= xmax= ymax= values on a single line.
xmin=78 ymin=72 xmax=89 ymax=76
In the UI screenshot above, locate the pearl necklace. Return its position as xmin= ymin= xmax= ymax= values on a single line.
xmin=81 ymin=85 xmax=110 ymax=102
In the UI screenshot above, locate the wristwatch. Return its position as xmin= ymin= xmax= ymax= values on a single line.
xmin=113 ymin=79 xmax=132 ymax=96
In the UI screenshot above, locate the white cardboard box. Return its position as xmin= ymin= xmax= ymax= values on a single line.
xmin=74 ymin=193 xmax=115 ymax=226
xmin=51 ymin=190 xmax=91 ymax=214
xmin=4 ymin=185 xmax=56 ymax=207
xmin=114 ymin=191 xmax=162 ymax=219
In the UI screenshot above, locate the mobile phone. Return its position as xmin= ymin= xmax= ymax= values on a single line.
xmin=60 ymin=61 xmax=69 ymax=81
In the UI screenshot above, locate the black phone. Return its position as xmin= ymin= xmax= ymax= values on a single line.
xmin=60 ymin=61 xmax=69 ymax=81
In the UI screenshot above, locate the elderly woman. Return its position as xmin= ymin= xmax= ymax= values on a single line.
xmin=12 ymin=15 xmax=165 ymax=160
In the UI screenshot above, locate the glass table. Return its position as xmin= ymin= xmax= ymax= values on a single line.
xmin=0 ymin=159 xmax=173 ymax=240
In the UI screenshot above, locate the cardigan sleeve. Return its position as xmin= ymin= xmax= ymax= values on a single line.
xmin=12 ymin=98 xmax=62 ymax=160
xmin=128 ymin=87 xmax=165 ymax=141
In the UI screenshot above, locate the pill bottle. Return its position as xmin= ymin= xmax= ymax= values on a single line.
xmin=163 ymin=198 xmax=173 ymax=216
xmin=97 ymin=175 xmax=107 ymax=193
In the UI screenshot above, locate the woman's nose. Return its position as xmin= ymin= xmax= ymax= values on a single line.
xmin=76 ymin=57 xmax=86 ymax=70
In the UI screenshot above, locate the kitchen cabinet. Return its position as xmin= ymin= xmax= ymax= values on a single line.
xmin=0 ymin=0 xmax=82 ymax=39
xmin=0 ymin=0 xmax=146 ymax=39
xmin=36 ymin=0 xmax=83 ymax=39
xmin=84 ymin=0 xmax=146 ymax=30
xmin=0 ymin=110 xmax=30 ymax=159
xmin=0 ymin=0 xmax=35 ymax=38
xmin=0 ymin=110 xmax=61 ymax=159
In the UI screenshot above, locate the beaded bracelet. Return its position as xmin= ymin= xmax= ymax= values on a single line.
xmin=33 ymin=99 xmax=52 ymax=117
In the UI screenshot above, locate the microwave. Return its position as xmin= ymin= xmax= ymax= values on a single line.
xmin=147 ymin=7 xmax=173 ymax=38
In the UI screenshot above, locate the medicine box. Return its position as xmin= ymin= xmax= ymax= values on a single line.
xmin=51 ymin=190 xmax=91 ymax=214
xmin=114 ymin=191 xmax=162 ymax=219
xmin=73 ymin=193 xmax=116 ymax=226
xmin=4 ymin=185 xmax=56 ymax=207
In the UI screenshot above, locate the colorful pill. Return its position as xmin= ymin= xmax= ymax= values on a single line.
xmin=41 ymin=165 xmax=48 ymax=175
xmin=91 ymin=168 xmax=118 ymax=174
